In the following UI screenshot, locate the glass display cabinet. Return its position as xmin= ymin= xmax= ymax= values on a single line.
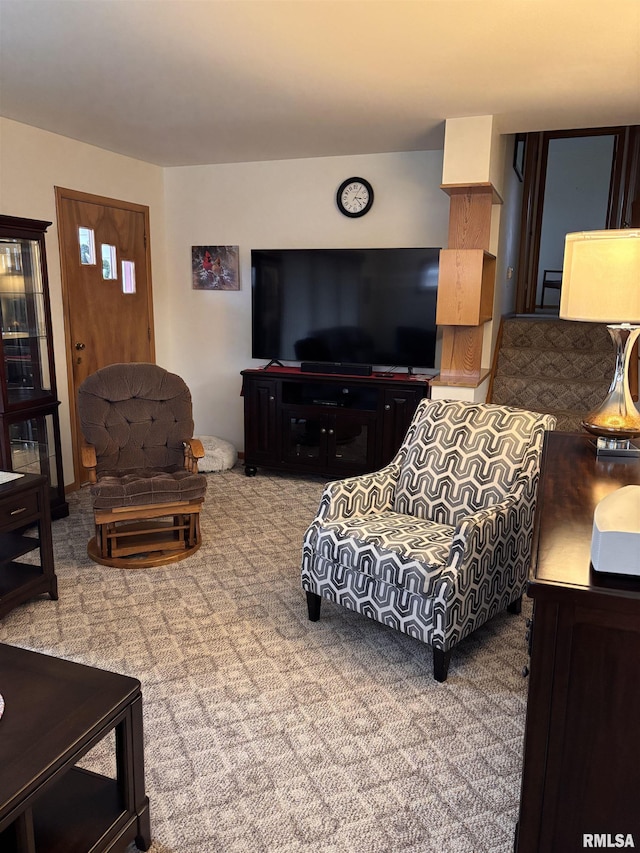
xmin=0 ymin=215 xmax=68 ymax=518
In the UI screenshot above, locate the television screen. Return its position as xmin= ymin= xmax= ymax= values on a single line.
xmin=251 ymin=248 xmax=440 ymax=370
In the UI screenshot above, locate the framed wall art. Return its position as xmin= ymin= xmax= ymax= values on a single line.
xmin=192 ymin=245 xmax=239 ymax=290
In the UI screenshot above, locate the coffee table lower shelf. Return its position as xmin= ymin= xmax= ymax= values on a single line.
xmin=0 ymin=644 xmax=151 ymax=853
xmin=0 ymin=768 xmax=149 ymax=853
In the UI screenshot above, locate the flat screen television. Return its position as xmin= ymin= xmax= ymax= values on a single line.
xmin=251 ymin=247 xmax=440 ymax=370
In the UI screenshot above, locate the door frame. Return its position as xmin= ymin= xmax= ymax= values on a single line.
xmin=515 ymin=126 xmax=638 ymax=314
xmin=54 ymin=187 xmax=155 ymax=490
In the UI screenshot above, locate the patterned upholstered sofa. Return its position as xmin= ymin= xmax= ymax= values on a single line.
xmin=301 ymin=399 xmax=555 ymax=681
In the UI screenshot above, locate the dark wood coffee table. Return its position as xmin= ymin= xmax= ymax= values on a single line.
xmin=0 ymin=643 xmax=151 ymax=852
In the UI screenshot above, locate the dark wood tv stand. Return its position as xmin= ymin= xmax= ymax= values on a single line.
xmin=240 ymin=366 xmax=431 ymax=478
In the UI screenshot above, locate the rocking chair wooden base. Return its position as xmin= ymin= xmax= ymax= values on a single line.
xmin=88 ymin=499 xmax=203 ymax=569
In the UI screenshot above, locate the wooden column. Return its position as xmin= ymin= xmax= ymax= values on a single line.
xmin=436 ymin=182 xmax=502 ymax=384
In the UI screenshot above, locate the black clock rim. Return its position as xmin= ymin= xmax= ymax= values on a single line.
xmin=336 ymin=177 xmax=374 ymax=218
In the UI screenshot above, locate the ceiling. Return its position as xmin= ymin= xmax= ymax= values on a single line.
xmin=1 ymin=1 xmax=639 ymax=168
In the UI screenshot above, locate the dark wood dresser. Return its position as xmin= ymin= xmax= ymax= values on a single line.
xmin=516 ymin=431 xmax=640 ymax=852
xmin=0 ymin=472 xmax=57 ymax=619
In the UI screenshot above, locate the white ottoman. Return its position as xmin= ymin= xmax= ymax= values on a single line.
xmin=197 ymin=436 xmax=238 ymax=472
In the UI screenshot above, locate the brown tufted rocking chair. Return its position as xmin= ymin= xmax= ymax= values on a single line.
xmin=78 ymin=363 xmax=207 ymax=568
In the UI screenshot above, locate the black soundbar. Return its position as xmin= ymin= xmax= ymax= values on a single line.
xmin=300 ymin=361 xmax=372 ymax=377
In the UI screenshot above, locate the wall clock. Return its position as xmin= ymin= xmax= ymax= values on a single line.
xmin=336 ymin=177 xmax=374 ymax=218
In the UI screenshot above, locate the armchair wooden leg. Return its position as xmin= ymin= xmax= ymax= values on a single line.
xmin=433 ymin=648 xmax=451 ymax=682
xmin=306 ymin=591 xmax=322 ymax=622
xmin=507 ymin=595 xmax=523 ymax=615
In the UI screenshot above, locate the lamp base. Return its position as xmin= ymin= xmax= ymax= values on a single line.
xmin=581 ymin=324 xmax=640 ymax=442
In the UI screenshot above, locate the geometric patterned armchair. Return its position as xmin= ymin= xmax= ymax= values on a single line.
xmin=77 ymin=362 xmax=207 ymax=569
xmin=301 ymin=399 xmax=556 ymax=681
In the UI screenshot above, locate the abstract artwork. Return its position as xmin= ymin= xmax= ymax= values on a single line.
xmin=192 ymin=245 xmax=239 ymax=290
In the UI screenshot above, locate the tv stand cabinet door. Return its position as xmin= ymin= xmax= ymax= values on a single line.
xmin=281 ymin=407 xmax=377 ymax=477
xmin=324 ymin=409 xmax=377 ymax=475
xmin=379 ymin=387 xmax=425 ymax=464
xmin=243 ymin=376 xmax=279 ymax=468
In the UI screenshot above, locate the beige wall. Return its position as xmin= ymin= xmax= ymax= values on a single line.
xmin=1 ymin=119 xmax=454 ymax=481
xmin=0 ymin=117 xmax=167 ymax=486
xmin=163 ymin=151 xmax=450 ymax=453
xmin=2 ymin=115 xmax=635 ymax=487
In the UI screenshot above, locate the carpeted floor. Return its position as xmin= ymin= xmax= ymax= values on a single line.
xmin=0 ymin=466 xmax=532 ymax=853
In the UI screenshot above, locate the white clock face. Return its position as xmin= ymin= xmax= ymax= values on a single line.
xmin=341 ymin=181 xmax=370 ymax=214
xmin=337 ymin=177 xmax=373 ymax=217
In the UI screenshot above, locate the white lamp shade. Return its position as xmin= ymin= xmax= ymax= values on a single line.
xmin=560 ymin=229 xmax=640 ymax=323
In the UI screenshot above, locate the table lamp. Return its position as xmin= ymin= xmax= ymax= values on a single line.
xmin=560 ymin=229 xmax=640 ymax=456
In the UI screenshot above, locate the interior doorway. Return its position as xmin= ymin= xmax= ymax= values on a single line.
xmin=55 ymin=187 xmax=156 ymax=488
xmin=515 ymin=126 xmax=640 ymax=315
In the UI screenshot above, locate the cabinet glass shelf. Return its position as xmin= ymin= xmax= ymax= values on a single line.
xmin=0 ymin=238 xmax=51 ymax=403
xmin=0 ymin=216 xmax=68 ymax=519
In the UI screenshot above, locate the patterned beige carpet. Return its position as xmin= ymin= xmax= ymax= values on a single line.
xmin=0 ymin=466 xmax=531 ymax=853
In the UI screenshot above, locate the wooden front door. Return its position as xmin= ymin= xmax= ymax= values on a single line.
xmin=55 ymin=187 xmax=155 ymax=486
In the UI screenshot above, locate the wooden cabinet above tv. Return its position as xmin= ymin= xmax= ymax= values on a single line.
xmin=436 ymin=248 xmax=496 ymax=326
